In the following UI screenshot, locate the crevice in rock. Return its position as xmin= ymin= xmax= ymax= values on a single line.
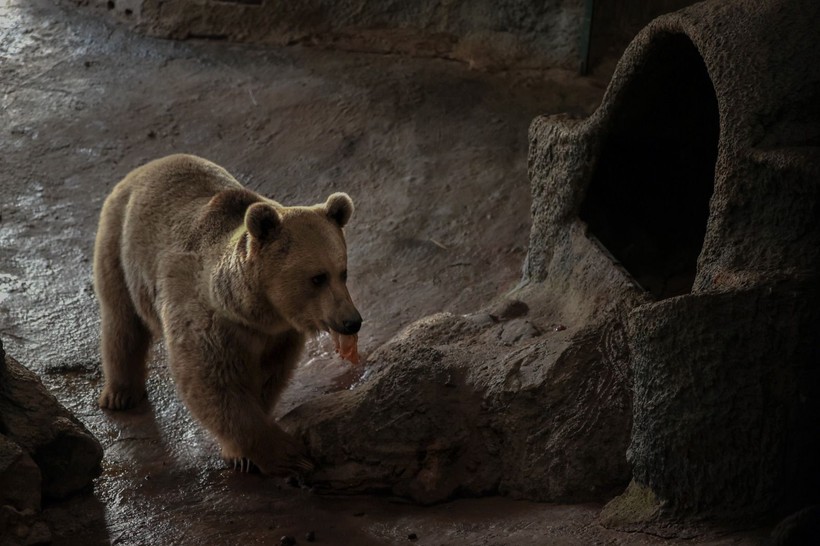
xmin=579 ymin=32 xmax=718 ymax=300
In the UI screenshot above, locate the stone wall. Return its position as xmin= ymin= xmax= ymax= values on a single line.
xmin=541 ymin=0 xmax=820 ymax=524
xmin=74 ymin=0 xmax=585 ymax=70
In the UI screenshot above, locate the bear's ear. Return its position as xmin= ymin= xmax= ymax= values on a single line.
xmin=244 ymin=202 xmax=282 ymax=243
xmin=325 ymin=192 xmax=354 ymax=228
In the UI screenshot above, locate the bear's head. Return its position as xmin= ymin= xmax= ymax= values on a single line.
xmin=238 ymin=192 xmax=362 ymax=337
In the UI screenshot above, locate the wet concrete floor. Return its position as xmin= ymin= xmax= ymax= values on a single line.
xmin=0 ymin=1 xmax=768 ymax=544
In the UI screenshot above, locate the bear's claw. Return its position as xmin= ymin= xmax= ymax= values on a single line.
xmin=224 ymin=455 xmax=313 ymax=476
xmin=226 ymin=457 xmax=257 ymax=473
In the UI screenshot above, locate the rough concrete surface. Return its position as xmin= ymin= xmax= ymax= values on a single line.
xmin=71 ymin=0 xmax=585 ymax=71
xmin=0 ymin=0 xmax=775 ymax=544
xmin=525 ymin=0 xmax=820 ymax=529
xmin=627 ymin=282 xmax=820 ymax=520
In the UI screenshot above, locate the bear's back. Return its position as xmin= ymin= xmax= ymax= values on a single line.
xmin=120 ymin=154 xmax=250 ymax=250
xmin=113 ymin=155 xmax=258 ymax=300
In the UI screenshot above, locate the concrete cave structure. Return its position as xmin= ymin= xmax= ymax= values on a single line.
xmin=285 ymin=0 xmax=820 ymax=525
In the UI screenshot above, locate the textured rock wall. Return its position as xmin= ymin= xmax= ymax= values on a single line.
xmin=626 ymin=283 xmax=820 ymax=518
xmin=574 ymin=0 xmax=820 ymax=524
xmin=73 ymin=0 xmax=585 ymax=70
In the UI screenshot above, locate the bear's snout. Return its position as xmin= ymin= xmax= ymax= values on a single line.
xmin=342 ymin=318 xmax=362 ymax=335
xmin=335 ymin=311 xmax=362 ymax=335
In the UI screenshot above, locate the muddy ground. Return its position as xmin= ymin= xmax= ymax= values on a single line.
xmin=0 ymin=1 xmax=768 ymax=544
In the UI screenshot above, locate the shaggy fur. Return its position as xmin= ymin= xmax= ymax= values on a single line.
xmin=93 ymin=154 xmax=361 ymax=475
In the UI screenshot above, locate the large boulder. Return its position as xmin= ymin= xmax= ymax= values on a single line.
xmin=0 ymin=338 xmax=104 ymax=544
xmin=287 ymin=295 xmax=638 ymax=504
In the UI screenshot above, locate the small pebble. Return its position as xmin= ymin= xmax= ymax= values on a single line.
xmin=408 ymin=532 xmax=418 ymax=541
xmin=305 ymin=530 xmax=316 ymax=542
xmin=280 ymin=536 xmax=295 ymax=546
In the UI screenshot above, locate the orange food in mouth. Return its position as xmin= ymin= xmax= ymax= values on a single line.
xmin=331 ymin=331 xmax=360 ymax=364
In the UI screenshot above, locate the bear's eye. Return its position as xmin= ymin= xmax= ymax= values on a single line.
xmin=311 ymin=273 xmax=328 ymax=287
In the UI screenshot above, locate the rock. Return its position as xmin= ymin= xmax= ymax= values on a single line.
xmin=497 ymin=318 xmax=539 ymax=344
xmin=770 ymin=506 xmax=820 ymax=546
xmin=525 ymin=0 xmax=820 ymax=524
xmin=289 ymin=329 xmax=495 ymax=504
xmin=0 ymin=338 xmax=104 ymax=545
xmin=599 ymin=480 xmax=663 ymax=530
xmin=0 ymin=351 xmax=103 ymax=501
xmin=286 ymin=313 xmax=632 ymax=504
xmin=487 ymin=299 xmax=529 ymax=321
xmin=0 ymin=505 xmax=51 ymax=546
xmin=26 ymin=521 xmax=52 ymax=546
xmin=626 ymin=283 xmax=820 ymax=519
xmin=0 ymin=434 xmax=42 ymax=513
xmin=489 ymin=318 xmax=632 ymax=501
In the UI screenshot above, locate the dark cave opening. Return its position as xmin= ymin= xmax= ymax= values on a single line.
xmin=579 ymin=33 xmax=719 ymax=300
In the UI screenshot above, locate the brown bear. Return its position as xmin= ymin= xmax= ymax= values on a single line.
xmin=93 ymin=154 xmax=361 ymax=475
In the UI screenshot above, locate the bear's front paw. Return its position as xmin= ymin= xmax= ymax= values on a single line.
xmin=223 ymin=454 xmax=311 ymax=476
xmin=98 ymin=384 xmax=146 ymax=410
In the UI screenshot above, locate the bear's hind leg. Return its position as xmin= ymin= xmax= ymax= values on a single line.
xmin=95 ymin=230 xmax=151 ymax=410
xmin=98 ymin=301 xmax=151 ymax=410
